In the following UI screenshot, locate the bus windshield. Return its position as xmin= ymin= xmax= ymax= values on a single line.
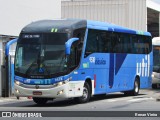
xmin=15 ymin=33 xmax=68 ymax=77
xmin=153 ymin=46 xmax=160 ymax=72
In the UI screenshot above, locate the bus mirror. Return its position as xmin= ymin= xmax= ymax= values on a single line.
xmin=65 ymin=38 xmax=79 ymax=55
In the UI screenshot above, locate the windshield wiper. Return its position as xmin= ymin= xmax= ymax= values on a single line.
xmin=25 ymin=60 xmax=38 ymax=76
xmin=25 ymin=52 xmax=50 ymax=76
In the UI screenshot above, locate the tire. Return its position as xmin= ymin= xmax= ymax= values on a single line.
xmin=74 ymin=82 xmax=91 ymax=103
xmin=152 ymin=84 xmax=157 ymax=89
xmin=33 ymin=97 xmax=48 ymax=105
xmin=124 ymin=78 xmax=140 ymax=96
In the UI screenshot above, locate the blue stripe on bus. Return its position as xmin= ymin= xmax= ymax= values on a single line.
xmin=109 ymin=53 xmax=114 ymax=88
xmin=115 ymin=54 xmax=127 ymax=75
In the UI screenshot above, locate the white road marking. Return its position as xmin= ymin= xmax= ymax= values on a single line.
xmin=101 ymin=96 xmax=155 ymax=103
xmin=128 ymin=97 xmax=154 ymax=102
xmin=106 ymin=99 xmax=117 ymax=102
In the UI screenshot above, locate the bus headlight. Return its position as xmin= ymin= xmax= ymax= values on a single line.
xmin=53 ymin=77 xmax=72 ymax=87
xmin=57 ymin=82 xmax=63 ymax=86
xmin=14 ymin=80 xmax=22 ymax=86
xmin=152 ymin=74 xmax=155 ymax=78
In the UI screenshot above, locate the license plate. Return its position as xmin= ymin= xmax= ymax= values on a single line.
xmin=33 ymin=91 xmax=42 ymax=95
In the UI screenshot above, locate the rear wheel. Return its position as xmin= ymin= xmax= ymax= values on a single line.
xmin=131 ymin=78 xmax=140 ymax=96
xmin=75 ymin=82 xmax=91 ymax=103
xmin=124 ymin=78 xmax=140 ymax=96
xmin=33 ymin=97 xmax=48 ymax=105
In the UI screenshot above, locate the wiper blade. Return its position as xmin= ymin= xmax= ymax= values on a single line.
xmin=25 ymin=60 xmax=50 ymax=76
xmin=25 ymin=60 xmax=37 ymax=75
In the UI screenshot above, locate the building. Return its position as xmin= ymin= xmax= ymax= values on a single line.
xmin=62 ymin=0 xmax=160 ymax=37
xmin=0 ymin=0 xmax=61 ymax=97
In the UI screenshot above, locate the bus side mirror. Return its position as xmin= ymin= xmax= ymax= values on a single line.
xmin=65 ymin=38 xmax=79 ymax=55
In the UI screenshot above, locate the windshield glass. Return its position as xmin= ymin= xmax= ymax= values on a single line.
xmin=15 ymin=33 xmax=68 ymax=77
xmin=153 ymin=46 xmax=160 ymax=72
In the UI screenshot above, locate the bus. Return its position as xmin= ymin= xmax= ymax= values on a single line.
xmin=152 ymin=37 xmax=160 ymax=88
xmin=14 ymin=19 xmax=152 ymax=105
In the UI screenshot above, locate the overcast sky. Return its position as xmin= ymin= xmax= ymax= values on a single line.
xmin=152 ymin=0 xmax=160 ymax=4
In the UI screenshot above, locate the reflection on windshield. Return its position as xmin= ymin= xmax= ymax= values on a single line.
xmin=153 ymin=46 xmax=160 ymax=72
xmin=15 ymin=33 xmax=68 ymax=77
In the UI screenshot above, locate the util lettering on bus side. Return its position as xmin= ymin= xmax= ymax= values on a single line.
xmin=136 ymin=55 xmax=150 ymax=77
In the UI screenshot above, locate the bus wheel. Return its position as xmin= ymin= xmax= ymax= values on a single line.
xmin=131 ymin=78 xmax=140 ymax=96
xmin=33 ymin=97 xmax=48 ymax=105
xmin=124 ymin=78 xmax=139 ymax=96
xmin=75 ymin=82 xmax=91 ymax=103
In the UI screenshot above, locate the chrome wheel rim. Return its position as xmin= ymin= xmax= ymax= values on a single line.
xmin=135 ymin=81 xmax=139 ymax=93
xmin=82 ymin=87 xmax=88 ymax=99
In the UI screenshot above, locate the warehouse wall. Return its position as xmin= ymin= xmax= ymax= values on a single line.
xmin=62 ymin=0 xmax=147 ymax=31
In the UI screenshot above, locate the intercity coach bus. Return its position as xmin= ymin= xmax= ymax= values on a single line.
xmin=14 ymin=19 xmax=152 ymax=105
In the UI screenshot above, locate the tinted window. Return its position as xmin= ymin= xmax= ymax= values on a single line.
xmin=131 ymin=35 xmax=152 ymax=54
xmin=85 ymin=29 xmax=152 ymax=57
xmin=85 ymin=30 xmax=99 ymax=55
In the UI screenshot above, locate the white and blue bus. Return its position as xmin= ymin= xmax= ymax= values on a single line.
xmin=152 ymin=37 xmax=160 ymax=88
xmin=14 ymin=19 xmax=152 ymax=104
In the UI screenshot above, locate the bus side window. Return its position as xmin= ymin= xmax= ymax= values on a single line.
xmin=131 ymin=35 xmax=138 ymax=54
xmin=144 ymin=36 xmax=152 ymax=54
xmin=99 ymin=31 xmax=111 ymax=53
xmin=111 ymin=33 xmax=119 ymax=53
xmin=125 ymin=34 xmax=132 ymax=53
xmin=85 ymin=29 xmax=98 ymax=57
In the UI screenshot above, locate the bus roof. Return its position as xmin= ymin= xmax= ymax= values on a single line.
xmin=87 ymin=20 xmax=151 ymax=36
xmin=21 ymin=19 xmax=87 ymax=33
xmin=152 ymin=37 xmax=160 ymax=45
xmin=21 ymin=19 xmax=151 ymax=36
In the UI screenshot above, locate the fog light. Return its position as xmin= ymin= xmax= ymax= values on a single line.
xmin=15 ymin=89 xmax=20 ymax=94
xmin=58 ymin=82 xmax=63 ymax=86
xmin=57 ymin=90 xmax=64 ymax=95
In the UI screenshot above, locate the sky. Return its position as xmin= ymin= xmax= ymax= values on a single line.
xmin=0 ymin=0 xmax=61 ymax=36
xmin=152 ymin=0 xmax=160 ymax=4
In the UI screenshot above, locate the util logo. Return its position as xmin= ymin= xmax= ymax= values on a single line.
xmin=136 ymin=55 xmax=150 ymax=77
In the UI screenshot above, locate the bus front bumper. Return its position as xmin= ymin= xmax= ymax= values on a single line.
xmin=14 ymin=81 xmax=84 ymax=98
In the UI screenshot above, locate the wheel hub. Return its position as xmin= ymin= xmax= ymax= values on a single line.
xmin=82 ymin=87 xmax=88 ymax=99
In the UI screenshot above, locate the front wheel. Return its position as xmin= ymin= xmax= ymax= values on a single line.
xmin=33 ymin=97 xmax=48 ymax=105
xmin=74 ymin=82 xmax=91 ymax=103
